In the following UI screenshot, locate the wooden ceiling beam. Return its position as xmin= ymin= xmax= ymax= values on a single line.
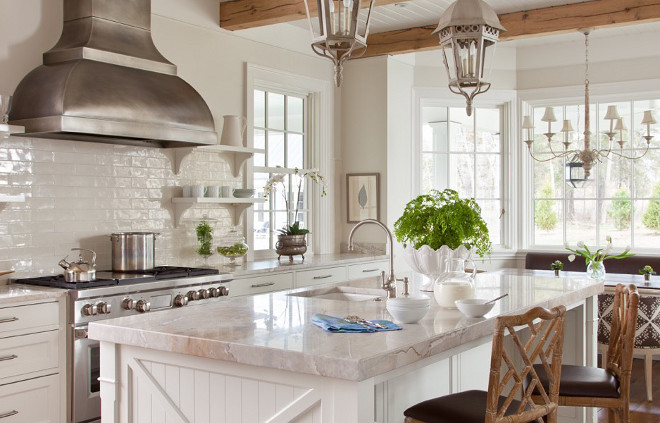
xmin=219 ymin=0 xmax=410 ymax=31
xmin=363 ymin=0 xmax=660 ymax=58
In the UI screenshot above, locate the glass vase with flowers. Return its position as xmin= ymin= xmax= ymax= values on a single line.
xmin=565 ymin=236 xmax=633 ymax=279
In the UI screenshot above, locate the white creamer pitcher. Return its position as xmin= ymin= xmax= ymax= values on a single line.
xmin=220 ymin=115 xmax=247 ymax=147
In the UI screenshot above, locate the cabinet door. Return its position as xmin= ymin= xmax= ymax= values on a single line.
xmin=0 ymin=330 xmax=59 ymax=384
xmin=296 ymin=266 xmax=348 ymax=288
xmin=347 ymin=261 xmax=389 ymax=280
xmin=0 ymin=302 xmax=59 ymax=338
xmin=228 ymin=273 xmax=294 ymax=297
xmin=0 ymin=374 xmax=60 ymax=423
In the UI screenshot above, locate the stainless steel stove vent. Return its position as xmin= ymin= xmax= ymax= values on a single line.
xmin=9 ymin=0 xmax=217 ymax=148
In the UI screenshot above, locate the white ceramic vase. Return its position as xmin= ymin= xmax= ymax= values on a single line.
xmin=402 ymin=244 xmax=472 ymax=292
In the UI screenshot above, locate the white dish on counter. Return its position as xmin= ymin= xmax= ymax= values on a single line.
xmin=455 ymin=298 xmax=495 ymax=318
xmin=386 ymin=295 xmax=431 ymax=324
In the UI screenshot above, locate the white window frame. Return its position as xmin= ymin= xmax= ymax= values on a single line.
xmin=246 ymin=64 xmax=333 ymax=259
xmin=412 ymin=87 xmax=517 ymax=255
xmin=519 ymin=78 xmax=660 ymax=253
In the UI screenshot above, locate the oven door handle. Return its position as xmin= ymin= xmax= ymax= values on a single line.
xmin=74 ymin=328 xmax=89 ymax=340
xmin=0 ymin=410 xmax=18 ymax=419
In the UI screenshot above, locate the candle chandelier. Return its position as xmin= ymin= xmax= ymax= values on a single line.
xmin=523 ymin=29 xmax=657 ymax=187
xmin=303 ymin=0 xmax=375 ymax=87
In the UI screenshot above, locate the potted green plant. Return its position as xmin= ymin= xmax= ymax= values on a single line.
xmin=394 ymin=189 xmax=492 ymax=290
xmin=195 ymin=219 xmax=214 ymax=265
xmin=264 ymin=168 xmax=327 ymax=261
xmin=550 ymin=260 xmax=563 ymax=276
xmin=639 ymin=265 xmax=655 ymax=282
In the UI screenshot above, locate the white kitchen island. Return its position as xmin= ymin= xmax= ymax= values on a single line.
xmin=89 ymin=272 xmax=603 ymax=423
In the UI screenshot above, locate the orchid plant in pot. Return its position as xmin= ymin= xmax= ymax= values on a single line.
xmin=565 ymin=236 xmax=634 ymax=279
xmin=264 ymin=167 xmax=327 ymax=261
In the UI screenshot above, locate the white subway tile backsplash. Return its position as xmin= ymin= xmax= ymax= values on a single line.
xmin=0 ymin=137 xmax=244 ymax=277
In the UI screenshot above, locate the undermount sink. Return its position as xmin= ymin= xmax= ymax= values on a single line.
xmin=289 ymin=286 xmax=385 ymax=302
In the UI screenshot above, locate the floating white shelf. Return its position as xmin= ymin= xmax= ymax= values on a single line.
xmin=173 ymin=145 xmax=265 ymax=176
xmin=171 ymin=197 xmax=265 ymax=227
xmin=0 ymin=194 xmax=25 ymax=203
xmin=0 ymin=124 xmax=25 ymax=139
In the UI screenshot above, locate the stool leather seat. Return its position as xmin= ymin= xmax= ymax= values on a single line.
xmin=533 ymin=364 xmax=620 ymax=398
xmin=404 ymin=390 xmax=524 ymax=423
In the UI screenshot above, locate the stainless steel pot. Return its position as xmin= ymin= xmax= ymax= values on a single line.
xmin=110 ymin=232 xmax=158 ymax=272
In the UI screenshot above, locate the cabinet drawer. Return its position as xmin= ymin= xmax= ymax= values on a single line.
xmin=0 ymin=331 xmax=59 ymax=382
xmin=0 ymin=374 xmax=60 ymax=423
xmin=296 ymin=266 xmax=348 ymax=288
xmin=229 ymin=273 xmax=294 ymax=297
xmin=0 ymin=302 xmax=59 ymax=338
xmin=348 ymin=261 xmax=389 ymax=280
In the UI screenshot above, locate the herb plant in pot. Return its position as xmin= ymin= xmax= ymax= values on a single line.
xmin=394 ymin=189 xmax=492 ymax=291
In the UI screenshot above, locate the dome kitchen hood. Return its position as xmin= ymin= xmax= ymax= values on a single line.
xmin=9 ymin=0 xmax=217 ymax=148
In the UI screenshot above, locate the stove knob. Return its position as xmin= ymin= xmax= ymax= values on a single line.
xmin=173 ymin=294 xmax=188 ymax=307
xmin=121 ymin=298 xmax=135 ymax=310
xmin=135 ymin=299 xmax=151 ymax=313
xmin=198 ymin=289 xmax=210 ymax=300
xmin=96 ymin=302 xmax=111 ymax=315
xmin=81 ymin=304 xmax=97 ymax=316
xmin=186 ymin=290 xmax=199 ymax=301
xmin=218 ymin=286 xmax=229 ymax=297
xmin=208 ymin=287 xmax=220 ymax=298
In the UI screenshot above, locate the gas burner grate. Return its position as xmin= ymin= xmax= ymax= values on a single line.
xmin=151 ymin=266 xmax=219 ymax=279
xmin=13 ymin=275 xmax=117 ymax=289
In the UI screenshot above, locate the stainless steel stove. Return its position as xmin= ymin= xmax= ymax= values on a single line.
xmin=14 ymin=266 xmax=234 ymax=423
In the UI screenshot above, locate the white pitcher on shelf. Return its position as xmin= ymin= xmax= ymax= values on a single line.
xmin=220 ymin=115 xmax=246 ymax=147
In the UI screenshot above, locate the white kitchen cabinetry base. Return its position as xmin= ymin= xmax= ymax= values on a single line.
xmin=0 ymin=373 xmax=60 ymax=422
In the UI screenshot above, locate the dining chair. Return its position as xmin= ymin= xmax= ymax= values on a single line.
xmin=598 ymin=288 xmax=660 ymax=402
xmin=532 ymin=283 xmax=639 ymax=423
xmin=403 ymin=305 xmax=567 ymax=423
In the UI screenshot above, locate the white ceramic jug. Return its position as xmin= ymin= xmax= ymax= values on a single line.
xmin=220 ymin=115 xmax=247 ymax=147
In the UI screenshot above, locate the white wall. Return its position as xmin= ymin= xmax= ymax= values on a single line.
xmin=0 ymin=0 xmax=336 ymax=279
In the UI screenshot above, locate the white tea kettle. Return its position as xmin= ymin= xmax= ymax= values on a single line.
xmin=58 ymin=248 xmax=97 ymax=282
xmin=220 ymin=115 xmax=246 ymax=147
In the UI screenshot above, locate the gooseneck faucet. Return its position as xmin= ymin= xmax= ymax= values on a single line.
xmin=348 ymin=219 xmax=397 ymax=298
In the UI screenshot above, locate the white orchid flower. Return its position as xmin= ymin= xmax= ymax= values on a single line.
xmin=576 ymin=241 xmax=585 ymax=248
xmin=624 ymin=245 xmax=631 ymax=254
xmin=602 ymin=245 xmax=612 ymax=256
xmin=564 ymin=243 xmax=570 ymax=249
xmin=605 ymin=235 xmax=612 ymax=243
xmin=568 ymin=254 xmax=576 ymax=262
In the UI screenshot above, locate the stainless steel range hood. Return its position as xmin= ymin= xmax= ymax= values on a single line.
xmin=9 ymin=0 xmax=217 ymax=147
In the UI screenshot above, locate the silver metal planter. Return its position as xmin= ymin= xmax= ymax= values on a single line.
xmin=275 ymin=235 xmax=307 ymax=262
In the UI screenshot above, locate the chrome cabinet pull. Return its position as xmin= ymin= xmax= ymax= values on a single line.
xmin=0 ymin=354 xmax=17 ymax=362
xmin=0 ymin=317 xmax=18 ymax=324
xmin=251 ymin=282 xmax=275 ymax=288
xmin=313 ymin=275 xmax=333 ymax=280
xmin=361 ymin=269 xmax=380 ymax=273
xmin=0 ymin=410 xmax=17 ymax=419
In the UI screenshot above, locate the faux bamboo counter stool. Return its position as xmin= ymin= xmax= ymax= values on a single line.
xmin=598 ymin=288 xmax=660 ymax=402
xmin=532 ymin=283 xmax=639 ymax=423
xmin=404 ymin=305 xmax=567 ymax=423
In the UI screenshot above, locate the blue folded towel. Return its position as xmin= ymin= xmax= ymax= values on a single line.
xmin=311 ymin=313 xmax=401 ymax=333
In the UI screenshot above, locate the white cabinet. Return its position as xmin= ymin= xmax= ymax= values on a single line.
xmin=227 ymin=273 xmax=294 ymax=297
xmin=0 ymin=297 xmax=65 ymax=423
xmin=347 ymin=260 xmax=389 ymax=280
xmin=296 ymin=266 xmax=348 ymax=288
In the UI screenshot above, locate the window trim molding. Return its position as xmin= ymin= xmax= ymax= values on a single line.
xmin=245 ymin=63 xmax=334 ymax=258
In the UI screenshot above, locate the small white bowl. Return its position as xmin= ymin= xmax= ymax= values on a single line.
xmin=386 ymin=296 xmax=431 ymax=324
xmin=455 ymin=298 xmax=495 ymax=318
xmin=233 ymin=189 xmax=255 ymax=198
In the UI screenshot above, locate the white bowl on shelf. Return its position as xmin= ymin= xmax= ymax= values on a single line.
xmin=386 ymin=295 xmax=431 ymax=324
xmin=455 ymin=298 xmax=495 ymax=318
xmin=233 ymin=189 xmax=255 ymax=198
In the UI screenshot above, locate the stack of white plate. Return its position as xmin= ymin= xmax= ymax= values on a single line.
xmin=386 ymin=295 xmax=431 ymax=324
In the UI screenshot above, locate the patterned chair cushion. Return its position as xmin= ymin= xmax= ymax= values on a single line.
xmin=598 ymin=292 xmax=660 ymax=349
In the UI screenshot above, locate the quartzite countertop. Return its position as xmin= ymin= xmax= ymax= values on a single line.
xmin=88 ymin=272 xmax=603 ymax=382
xmin=0 ymin=283 xmax=67 ymax=306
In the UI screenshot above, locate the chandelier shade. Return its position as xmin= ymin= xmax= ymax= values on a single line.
xmin=434 ymin=0 xmax=505 ymax=116
xmin=303 ymin=0 xmax=375 ymax=87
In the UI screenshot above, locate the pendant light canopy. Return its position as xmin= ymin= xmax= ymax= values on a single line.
xmin=434 ymin=0 xmax=505 ymax=116
xmin=303 ymin=0 xmax=375 ymax=87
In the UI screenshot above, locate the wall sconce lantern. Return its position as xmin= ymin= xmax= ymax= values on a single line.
xmin=433 ymin=0 xmax=505 ymax=116
xmin=303 ymin=0 xmax=375 ymax=87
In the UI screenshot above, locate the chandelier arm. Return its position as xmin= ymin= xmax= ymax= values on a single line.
xmin=526 ymin=147 xmax=572 ymax=162
xmin=607 ymin=144 xmax=651 ymax=160
xmin=546 ymin=139 xmax=572 ymax=160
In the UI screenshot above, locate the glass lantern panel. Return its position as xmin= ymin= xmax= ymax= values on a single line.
xmin=441 ymin=46 xmax=457 ymax=81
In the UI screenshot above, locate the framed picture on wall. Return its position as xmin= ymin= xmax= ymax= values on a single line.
xmin=346 ymin=173 xmax=380 ymax=223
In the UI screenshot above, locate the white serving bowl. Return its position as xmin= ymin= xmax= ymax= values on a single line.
xmin=455 ymin=298 xmax=495 ymax=318
xmin=386 ymin=295 xmax=431 ymax=324
xmin=233 ymin=189 xmax=255 ymax=198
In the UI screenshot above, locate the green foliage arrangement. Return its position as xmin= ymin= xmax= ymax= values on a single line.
xmin=643 ymin=183 xmax=660 ymax=231
xmin=195 ymin=220 xmax=214 ymax=258
xmin=277 ymin=221 xmax=310 ymax=236
xmin=393 ymin=189 xmax=492 ymax=257
xmin=607 ymin=188 xmax=631 ymax=230
xmin=550 ymin=260 xmax=564 ymax=271
xmin=217 ymin=243 xmax=248 ymax=257
xmin=639 ymin=265 xmax=656 ymax=276
xmin=535 ymin=184 xmax=557 ymax=231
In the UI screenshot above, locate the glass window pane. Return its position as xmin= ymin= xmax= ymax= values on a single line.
xmin=600 ymin=199 xmax=631 ymax=246
xmin=598 ymin=158 xmax=631 ymax=199
xmin=424 ymin=122 xmax=449 ymax=153
xmin=274 ymin=211 xmax=288 ymax=233
xmin=288 ymin=96 xmax=304 ymax=133
xmin=635 ymin=149 xmax=660 ymax=198
xmin=254 ymin=172 xmax=269 ymax=199
xmin=422 ymin=152 xmax=448 ymax=193
xmin=254 ymin=129 xmax=266 ymax=167
xmin=565 ymin=199 xmax=598 ymax=247
xmin=448 ymin=108 xmax=474 ymax=152
xmin=475 ymin=108 xmax=500 ymax=153
xmin=534 ymin=200 xmax=563 ymax=245
xmin=267 ymin=131 xmax=285 ymax=167
xmin=268 ymin=92 xmax=285 ymax=130
xmin=476 ymin=154 xmax=500 ymax=198
xmin=477 ymin=199 xmax=501 ymax=245
xmin=288 ymin=133 xmax=303 ymax=169
xmin=635 ymin=199 xmax=660 ymax=249
xmin=449 ymin=154 xmax=474 ymax=198
xmin=254 ymin=90 xmax=266 ymax=128
xmin=534 ymin=156 xmax=563 ymax=199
